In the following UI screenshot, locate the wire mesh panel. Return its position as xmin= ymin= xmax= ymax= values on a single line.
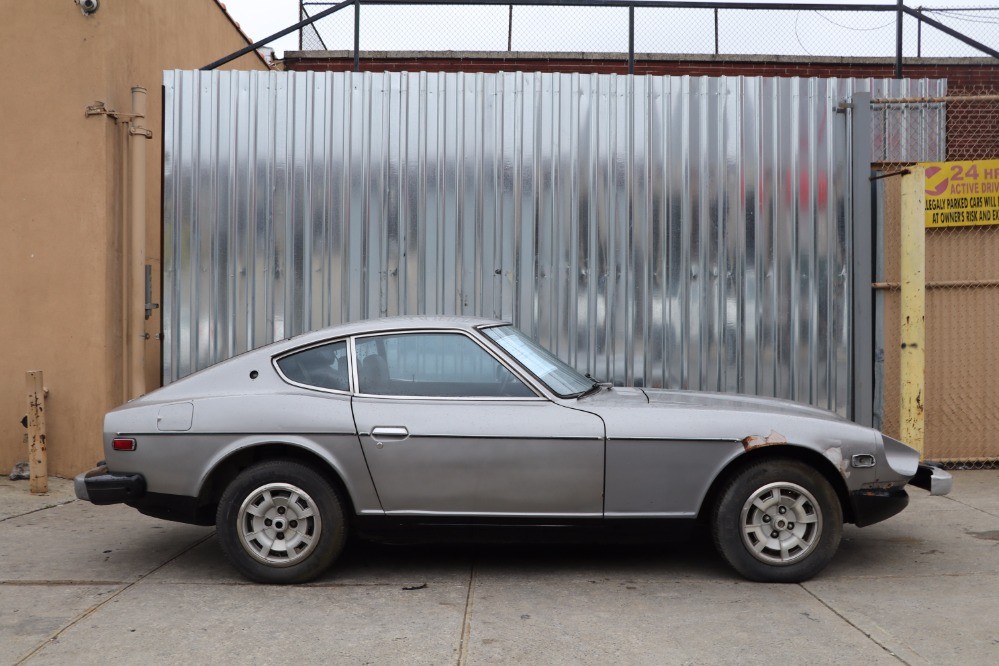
xmin=299 ymin=3 xmax=356 ymax=51
xmin=509 ymin=6 xmax=629 ymax=53
xmin=295 ymin=3 xmax=999 ymax=60
xmin=717 ymin=9 xmax=902 ymax=58
xmin=915 ymin=7 xmax=999 ymax=58
xmin=634 ymin=7 xmax=715 ymax=55
xmin=874 ymin=83 xmax=999 ymax=467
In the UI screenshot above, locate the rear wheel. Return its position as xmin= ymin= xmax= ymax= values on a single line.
xmin=712 ymin=459 xmax=842 ymax=583
xmin=216 ymin=460 xmax=347 ymax=584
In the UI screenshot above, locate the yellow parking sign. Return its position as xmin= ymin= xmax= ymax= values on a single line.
xmin=922 ymin=159 xmax=999 ymax=228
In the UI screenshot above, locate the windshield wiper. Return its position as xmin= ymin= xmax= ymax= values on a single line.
xmin=576 ymin=377 xmax=612 ymax=399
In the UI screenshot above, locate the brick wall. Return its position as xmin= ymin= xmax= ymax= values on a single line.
xmin=284 ymin=52 xmax=998 ymax=93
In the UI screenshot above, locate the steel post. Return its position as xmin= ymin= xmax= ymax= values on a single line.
xmin=128 ymin=86 xmax=149 ymax=399
xmin=895 ymin=0 xmax=903 ymax=79
xmin=899 ymin=166 xmax=926 ymax=458
xmin=628 ymin=6 xmax=634 ymax=74
xmin=354 ymin=0 xmax=361 ymax=72
xmin=851 ymin=92 xmax=874 ymax=427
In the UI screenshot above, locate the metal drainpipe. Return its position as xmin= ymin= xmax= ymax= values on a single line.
xmin=128 ymin=86 xmax=151 ymax=399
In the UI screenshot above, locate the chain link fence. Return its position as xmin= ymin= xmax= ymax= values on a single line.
xmin=875 ymin=89 xmax=999 ymax=468
xmin=297 ymin=2 xmax=998 ymax=60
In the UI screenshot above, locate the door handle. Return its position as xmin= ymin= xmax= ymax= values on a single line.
xmin=370 ymin=426 xmax=410 ymax=442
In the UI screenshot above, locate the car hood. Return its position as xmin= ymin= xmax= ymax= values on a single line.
xmin=641 ymin=388 xmax=847 ymax=423
xmin=573 ymin=387 xmax=876 ymax=450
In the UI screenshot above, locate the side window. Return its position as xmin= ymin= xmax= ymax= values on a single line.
xmin=277 ymin=341 xmax=350 ymax=392
xmin=355 ymin=333 xmax=534 ymax=398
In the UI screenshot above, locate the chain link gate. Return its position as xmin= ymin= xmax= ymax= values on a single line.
xmin=874 ymin=90 xmax=999 ymax=468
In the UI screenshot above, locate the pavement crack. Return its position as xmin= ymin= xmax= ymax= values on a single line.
xmin=0 ymin=580 xmax=126 ymax=587
xmin=0 ymin=499 xmax=78 ymax=523
xmin=799 ymin=583 xmax=922 ymax=665
xmin=14 ymin=531 xmax=215 ymax=665
xmin=456 ymin=553 xmax=477 ymax=666
xmin=801 ymin=569 xmax=998 ymax=581
xmin=940 ymin=494 xmax=999 ymax=520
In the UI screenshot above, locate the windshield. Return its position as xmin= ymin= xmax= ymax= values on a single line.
xmin=482 ymin=326 xmax=593 ymax=397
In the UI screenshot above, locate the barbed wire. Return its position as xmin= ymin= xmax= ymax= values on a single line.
xmin=813 ymin=10 xmax=896 ymax=31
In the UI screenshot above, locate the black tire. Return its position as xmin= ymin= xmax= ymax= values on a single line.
xmin=216 ymin=459 xmax=347 ymax=584
xmin=712 ymin=458 xmax=842 ymax=583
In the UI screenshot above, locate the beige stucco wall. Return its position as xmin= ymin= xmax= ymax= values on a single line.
xmin=0 ymin=0 xmax=268 ymax=476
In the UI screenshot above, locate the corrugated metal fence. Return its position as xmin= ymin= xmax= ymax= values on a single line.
xmin=162 ymin=70 xmax=942 ymax=418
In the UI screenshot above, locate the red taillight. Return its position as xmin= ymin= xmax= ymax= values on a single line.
xmin=112 ymin=438 xmax=137 ymax=451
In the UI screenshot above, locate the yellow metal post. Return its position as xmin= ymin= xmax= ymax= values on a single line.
xmin=899 ymin=166 xmax=926 ymax=459
xmin=26 ymin=370 xmax=48 ymax=494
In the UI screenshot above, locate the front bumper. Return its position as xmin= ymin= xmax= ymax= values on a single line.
xmin=74 ymin=464 xmax=146 ymax=505
xmin=850 ymin=487 xmax=909 ymax=527
xmin=849 ymin=461 xmax=953 ymax=527
xmin=910 ymin=462 xmax=953 ymax=496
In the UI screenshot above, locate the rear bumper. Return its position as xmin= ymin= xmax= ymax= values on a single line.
xmin=74 ymin=465 xmax=146 ymax=505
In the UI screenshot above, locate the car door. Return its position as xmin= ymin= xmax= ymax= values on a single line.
xmin=350 ymin=330 xmax=605 ymax=516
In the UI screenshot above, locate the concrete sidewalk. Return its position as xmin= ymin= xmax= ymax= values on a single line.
xmin=1 ymin=472 xmax=997 ymax=665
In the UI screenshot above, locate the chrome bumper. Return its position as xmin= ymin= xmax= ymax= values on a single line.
xmin=73 ymin=465 xmax=106 ymax=501
xmin=910 ymin=462 xmax=953 ymax=496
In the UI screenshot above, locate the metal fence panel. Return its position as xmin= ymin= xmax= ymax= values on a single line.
xmin=163 ymin=70 xmax=937 ymax=418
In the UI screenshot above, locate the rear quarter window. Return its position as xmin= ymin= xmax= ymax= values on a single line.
xmin=276 ymin=341 xmax=350 ymax=392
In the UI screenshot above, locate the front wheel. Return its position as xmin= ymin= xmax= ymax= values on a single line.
xmin=712 ymin=459 xmax=842 ymax=583
xmin=216 ymin=460 xmax=347 ymax=584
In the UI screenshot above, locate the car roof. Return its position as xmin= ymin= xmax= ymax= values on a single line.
xmin=138 ymin=316 xmax=516 ymax=403
xmin=276 ymin=315 xmax=509 ymax=351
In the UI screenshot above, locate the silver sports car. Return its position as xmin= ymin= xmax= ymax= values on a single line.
xmin=75 ymin=316 xmax=951 ymax=584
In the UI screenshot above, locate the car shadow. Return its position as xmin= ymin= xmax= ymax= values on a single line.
xmin=304 ymin=530 xmax=733 ymax=585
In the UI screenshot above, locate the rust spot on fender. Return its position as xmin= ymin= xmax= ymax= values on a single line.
xmin=742 ymin=430 xmax=788 ymax=450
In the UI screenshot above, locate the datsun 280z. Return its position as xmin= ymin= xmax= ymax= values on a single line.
xmin=75 ymin=316 xmax=951 ymax=583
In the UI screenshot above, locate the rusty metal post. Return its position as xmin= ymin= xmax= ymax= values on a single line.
xmin=26 ymin=371 xmax=48 ymax=494
xmin=899 ymin=166 xmax=926 ymax=458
